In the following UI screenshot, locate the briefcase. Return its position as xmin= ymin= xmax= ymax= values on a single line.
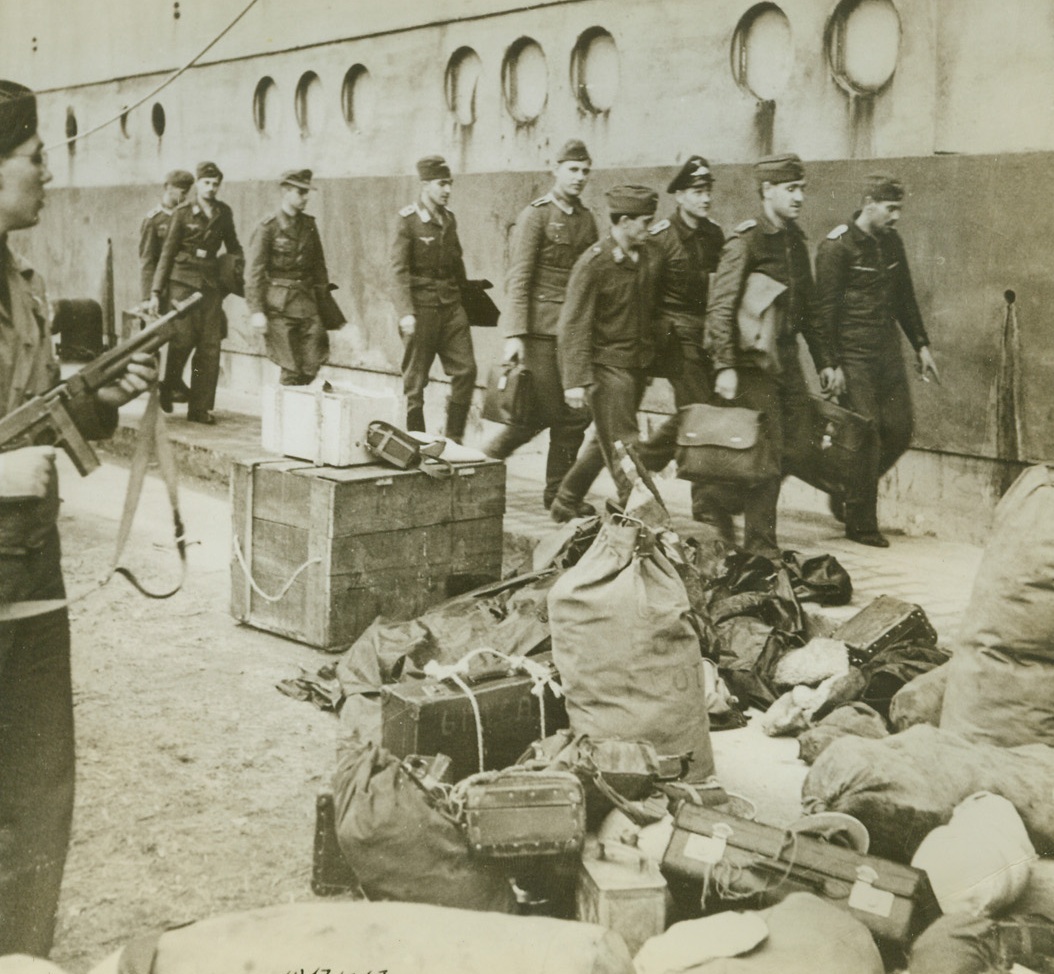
xmin=662 ymin=803 xmax=937 ymax=945
xmin=463 ymin=769 xmax=586 ymax=857
xmin=460 ymin=278 xmax=500 ymax=328
xmin=315 ymin=283 xmax=347 ymax=331
xmin=790 ymin=395 xmax=873 ymax=495
xmin=675 ymin=403 xmax=779 ymax=485
xmin=833 ymin=595 xmax=939 ymax=666
xmin=381 ymin=653 xmax=568 ymax=783
xmin=482 ymin=362 xmax=533 ymax=426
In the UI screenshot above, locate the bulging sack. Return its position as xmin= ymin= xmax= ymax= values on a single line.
xmin=548 ymin=517 xmax=714 ymax=781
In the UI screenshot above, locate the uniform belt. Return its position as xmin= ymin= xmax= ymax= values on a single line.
xmin=269 ymin=277 xmax=312 ymax=287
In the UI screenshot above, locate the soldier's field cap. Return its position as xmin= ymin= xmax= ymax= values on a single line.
xmin=196 ymin=160 xmax=224 ymax=180
xmin=165 ymin=169 xmax=195 ymax=191
xmin=0 ymin=80 xmax=38 ymax=156
xmin=754 ymin=152 xmax=805 ymax=185
xmin=417 ymin=155 xmax=451 ymax=181
xmin=667 ymin=155 xmax=713 ymax=193
xmin=864 ymin=171 xmax=904 ymax=202
xmin=280 ymin=168 xmax=315 ymax=191
xmin=605 ymin=184 xmax=659 ymax=216
xmin=556 ymin=139 xmax=591 ymax=164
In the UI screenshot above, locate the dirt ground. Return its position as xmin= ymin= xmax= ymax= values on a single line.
xmin=49 ymin=458 xmax=343 ymax=973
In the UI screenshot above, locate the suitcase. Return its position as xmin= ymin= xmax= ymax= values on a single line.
xmin=482 ymin=363 xmax=534 ymax=426
xmin=577 ymin=838 xmax=667 ymax=956
xmin=662 ymin=803 xmax=937 ymax=944
xmin=833 ymin=595 xmax=938 ymax=666
xmin=675 ymin=403 xmax=780 ymax=486
xmin=463 ymin=769 xmax=585 ymax=857
xmin=381 ymin=653 xmax=568 ymax=783
xmin=53 ymin=298 xmax=104 ymax=362
xmin=790 ymin=395 xmax=873 ymax=495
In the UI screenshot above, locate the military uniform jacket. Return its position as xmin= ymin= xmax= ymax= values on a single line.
xmin=502 ymin=191 xmax=598 ymax=339
xmin=814 ymin=217 xmax=929 ymax=363
xmin=245 ymin=209 xmax=329 ymax=317
xmin=138 ymin=203 xmax=177 ymax=301
xmin=704 ymin=212 xmax=831 ymax=372
xmin=152 ymin=196 xmax=243 ymax=294
xmin=557 ymin=233 xmax=662 ymax=391
xmin=649 ymin=210 xmax=724 ymax=323
xmin=390 ymin=201 xmax=467 ymax=318
xmin=0 ymin=246 xmax=115 ymax=554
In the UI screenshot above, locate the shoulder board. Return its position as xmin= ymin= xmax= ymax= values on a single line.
xmin=146 ymin=205 xmax=163 ymax=218
xmin=648 ymin=219 xmax=671 ymax=235
xmin=734 ymin=219 xmax=757 ymax=234
xmin=586 ymin=244 xmax=603 ymax=259
xmin=530 ymin=195 xmax=551 ymax=207
xmin=827 ymin=224 xmax=849 ymax=240
xmin=262 ymin=214 xmax=278 ymax=226
xmin=399 ymin=204 xmax=416 ymax=218
xmin=301 ymin=212 xmax=317 ymax=221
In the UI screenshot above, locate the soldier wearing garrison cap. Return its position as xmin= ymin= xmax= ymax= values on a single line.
xmin=701 ymin=152 xmax=834 ymax=556
xmin=0 ymin=80 xmax=156 ymax=955
xmin=246 ymin=168 xmax=332 ymax=385
xmin=549 ymin=184 xmax=664 ymax=517
xmin=636 ymin=155 xmax=726 ymax=524
xmin=814 ymin=171 xmax=939 ymax=547
xmin=139 ymin=169 xmax=194 ymax=314
xmin=150 ymin=159 xmax=243 ymax=422
xmin=390 ymin=154 xmax=477 ymax=441
xmin=482 ymin=138 xmax=598 ymax=513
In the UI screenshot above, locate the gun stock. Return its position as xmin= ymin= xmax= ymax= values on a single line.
xmin=0 ymin=291 xmax=203 ymax=475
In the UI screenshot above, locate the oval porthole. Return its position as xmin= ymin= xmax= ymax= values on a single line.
xmin=151 ymin=102 xmax=166 ymax=137
xmin=571 ymin=27 xmax=619 ymax=114
xmin=446 ymin=47 xmax=483 ymax=126
xmin=295 ymin=71 xmax=324 ymax=137
xmin=342 ymin=64 xmax=374 ymax=131
xmin=502 ymin=37 xmax=547 ymax=123
xmin=827 ymin=0 xmax=901 ymax=94
xmin=731 ymin=4 xmax=793 ymax=101
xmin=65 ymin=107 xmax=78 ymax=140
xmin=253 ymin=76 xmax=279 ymax=134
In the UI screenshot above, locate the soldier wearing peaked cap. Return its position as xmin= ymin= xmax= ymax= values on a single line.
xmin=389 ymin=155 xmax=478 ymax=441
xmin=549 ymin=184 xmax=664 ymax=518
xmin=701 ymin=152 xmax=834 ymax=556
xmin=150 ymin=159 xmax=243 ymax=423
xmin=482 ymin=138 xmax=598 ymax=513
xmin=814 ymin=172 xmax=939 ymax=547
xmin=245 ymin=169 xmax=332 ymax=385
xmin=635 ymin=155 xmax=726 ymax=522
xmin=0 ymin=80 xmax=157 ymax=955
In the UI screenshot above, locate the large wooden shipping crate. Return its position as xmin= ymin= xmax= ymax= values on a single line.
xmin=231 ymin=458 xmax=505 ymax=649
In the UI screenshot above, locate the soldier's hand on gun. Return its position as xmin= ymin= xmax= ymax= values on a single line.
xmin=249 ymin=312 xmax=269 ymax=331
xmin=714 ymin=368 xmax=738 ymax=401
xmin=0 ymin=445 xmax=56 ymax=501
xmin=819 ymin=366 xmax=846 ymax=398
xmin=502 ymin=337 xmax=525 ymax=365
xmin=398 ymin=314 xmax=416 ymax=339
xmin=146 ymin=294 xmax=161 ymax=317
xmin=564 ymin=386 xmax=587 ymax=410
xmin=96 ymin=352 xmax=159 ymax=409
xmin=917 ymin=346 xmax=940 ymax=384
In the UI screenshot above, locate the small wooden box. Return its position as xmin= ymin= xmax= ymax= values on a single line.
xmin=261 ymin=383 xmax=400 ymax=466
xmin=230 ymin=457 xmax=505 ymax=649
xmin=577 ymin=838 xmax=667 ymax=957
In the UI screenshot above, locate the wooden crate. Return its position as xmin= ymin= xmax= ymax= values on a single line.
xmin=230 ymin=457 xmax=505 ymax=649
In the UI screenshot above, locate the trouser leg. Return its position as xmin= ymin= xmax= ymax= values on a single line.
xmin=187 ymin=288 xmax=224 ymax=415
xmin=736 ymin=367 xmax=783 ymax=558
xmin=435 ymin=304 xmax=477 ymax=441
xmin=401 ymin=306 xmax=441 ymax=431
xmin=588 ymin=364 xmax=647 ymax=506
xmin=163 ymin=282 xmax=199 ymax=396
xmin=554 ymin=432 xmax=606 ymax=509
xmin=296 ymin=314 xmax=330 ymax=383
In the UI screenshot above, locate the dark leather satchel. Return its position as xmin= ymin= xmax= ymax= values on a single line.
xmin=365 ymin=421 xmax=453 ymax=480
xmin=481 ymin=362 xmax=533 ymax=426
xmin=314 ymin=283 xmax=347 ymax=331
xmin=675 ymin=402 xmax=779 ymax=485
xmin=789 ymin=395 xmax=874 ymax=495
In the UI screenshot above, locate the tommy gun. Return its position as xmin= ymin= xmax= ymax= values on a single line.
xmin=0 ymin=291 xmax=203 ymax=476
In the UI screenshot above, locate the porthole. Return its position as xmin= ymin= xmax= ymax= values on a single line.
xmin=731 ymin=4 xmax=793 ymax=101
xmin=502 ymin=37 xmax=547 ymax=123
xmin=295 ymin=71 xmax=323 ymax=137
xmin=446 ymin=47 xmax=482 ymax=126
xmin=253 ymin=76 xmax=278 ymax=134
xmin=151 ymin=102 xmax=166 ymax=137
xmin=65 ymin=107 xmax=78 ymax=140
xmin=571 ymin=28 xmax=619 ymax=114
xmin=827 ymin=0 xmax=901 ymax=94
xmin=342 ymin=64 xmax=374 ymax=131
